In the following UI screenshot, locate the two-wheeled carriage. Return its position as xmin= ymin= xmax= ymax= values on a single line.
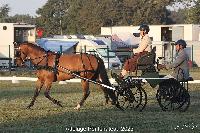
xmin=111 ymin=47 xmax=192 ymax=112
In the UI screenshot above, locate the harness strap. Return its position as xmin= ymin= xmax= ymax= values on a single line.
xmin=79 ymin=53 xmax=97 ymax=77
xmin=80 ymin=53 xmax=87 ymax=77
xmin=33 ymin=53 xmax=48 ymax=66
xmin=71 ymin=69 xmax=96 ymax=73
xmin=45 ymin=50 xmax=49 ymax=66
xmin=53 ymin=53 xmax=60 ymax=72
xmin=80 ymin=53 xmax=86 ymax=70
xmin=51 ymin=53 xmax=61 ymax=81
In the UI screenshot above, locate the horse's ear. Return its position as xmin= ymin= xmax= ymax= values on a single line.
xmin=13 ymin=42 xmax=21 ymax=50
xmin=13 ymin=42 xmax=18 ymax=45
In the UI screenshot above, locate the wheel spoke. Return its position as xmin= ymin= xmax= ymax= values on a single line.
xmin=115 ymin=78 xmax=147 ymax=111
xmin=157 ymin=79 xmax=190 ymax=112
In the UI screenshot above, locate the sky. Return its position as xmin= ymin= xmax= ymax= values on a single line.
xmin=0 ymin=0 xmax=48 ymax=16
xmin=0 ymin=0 xmax=195 ymax=16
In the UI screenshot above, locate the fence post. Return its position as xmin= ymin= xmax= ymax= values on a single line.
xmin=107 ymin=46 xmax=109 ymax=69
xmin=171 ymin=42 xmax=174 ymax=63
xmin=84 ymin=45 xmax=86 ymax=53
xmin=8 ymin=45 xmax=11 ymax=74
xmin=191 ymin=45 xmax=194 ymax=67
xmin=60 ymin=45 xmax=63 ymax=54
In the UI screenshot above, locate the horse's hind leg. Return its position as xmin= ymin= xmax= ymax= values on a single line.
xmin=74 ymin=80 xmax=90 ymax=110
xmin=44 ymin=81 xmax=63 ymax=107
xmin=27 ymin=80 xmax=43 ymax=109
xmin=100 ymin=86 xmax=110 ymax=104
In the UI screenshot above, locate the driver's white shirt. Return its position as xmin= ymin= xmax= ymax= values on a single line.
xmin=133 ymin=34 xmax=152 ymax=54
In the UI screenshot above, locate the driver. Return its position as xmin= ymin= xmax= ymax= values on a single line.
xmin=118 ymin=24 xmax=152 ymax=80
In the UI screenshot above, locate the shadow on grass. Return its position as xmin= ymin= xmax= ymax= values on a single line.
xmin=0 ymin=83 xmax=98 ymax=101
xmin=0 ymin=81 xmax=104 ymax=101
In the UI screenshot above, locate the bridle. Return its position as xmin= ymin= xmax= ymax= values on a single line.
xmin=15 ymin=46 xmax=49 ymax=66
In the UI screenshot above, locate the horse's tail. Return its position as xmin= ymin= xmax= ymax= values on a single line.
xmin=97 ymin=57 xmax=111 ymax=85
xmin=94 ymin=56 xmax=118 ymax=105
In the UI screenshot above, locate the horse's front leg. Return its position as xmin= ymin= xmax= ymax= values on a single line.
xmin=74 ymin=80 xmax=90 ymax=110
xmin=27 ymin=79 xmax=43 ymax=109
xmin=44 ymin=81 xmax=63 ymax=107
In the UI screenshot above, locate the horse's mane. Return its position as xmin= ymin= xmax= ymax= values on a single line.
xmin=21 ymin=42 xmax=54 ymax=54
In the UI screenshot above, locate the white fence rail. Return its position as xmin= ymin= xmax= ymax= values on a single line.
xmin=0 ymin=76 xmax=200 ymax=84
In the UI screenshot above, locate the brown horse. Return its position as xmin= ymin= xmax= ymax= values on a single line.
xmin=15 ymin=42 xmax=118 ymax=110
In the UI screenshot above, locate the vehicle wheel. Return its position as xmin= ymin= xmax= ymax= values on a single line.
xmin=156 ymin=78 xmax=190 ymax=111
xmin=178 ymin=90 xmax=190 ymax=112
xmin=116 ymin=88 xmax=132 ymax=109
xmin=130 ymin=85 xmax=147 ymax=111
xmin=115 ymin=78 xmax=147 ymax=111
xmin=118 ymin=84 xmax=147 ymax=111
xmin=157 ymin=87 xmax=176 ymax=111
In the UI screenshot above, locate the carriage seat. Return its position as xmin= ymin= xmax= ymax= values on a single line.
xmin=179 ymin=76 xmax=194 ymax=82
xmin=135 ymin=47 xmax=156 ymax=76
xmin=136 ymin=46 xmax=156 ymax=71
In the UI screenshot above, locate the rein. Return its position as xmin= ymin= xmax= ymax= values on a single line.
xmin=57 ymin=65 xmax=116 ymax=90
xmin=20 ymin=51 xmax=48 ymax=66
xmin=29 ymin=51 xmax=49 ymax=66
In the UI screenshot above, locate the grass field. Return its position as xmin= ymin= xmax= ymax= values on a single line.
xmin=0 ymin=68 xmax=200 ymax=133
xmin=0 ymin=82 xmax=200 ymax=133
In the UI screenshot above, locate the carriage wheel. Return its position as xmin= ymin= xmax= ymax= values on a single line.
xmin=128 ymin=87 xmax=141 ymax=109
xmin=116 ymin=90 xmax=130 ymax=109
xmin=116 ymin=85 xmax=147 ymax=111
xmin=156 ymin=87 xmax=176 ymax=111
xmin=156 ymin=79 xmax=190 ymax=111
xmin=177 ymin=90 xmax=190 ymax=112
xmin=129 ymin=85 xmax=147 ymax=111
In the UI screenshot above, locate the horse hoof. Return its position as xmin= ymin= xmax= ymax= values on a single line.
xmin=58 ymin=104 xmax=63 ymax=107
xmin=104 ymin=100 xmax=115 ymax=106
xmin=103 ymin=101 xmax=108 ymax=106
xmin=105 ymin=99 xmax=109 ymax=104
xmin=74 ymin=104 xmax=81 ymax=110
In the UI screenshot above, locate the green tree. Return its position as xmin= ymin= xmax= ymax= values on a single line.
xmin=36 ymin=0 xmax=194 ymax=35
xmin=0 ymin=4 xmax=10 ymax=22
xmin=168 ymin=9 xmax=187 ymax=24
xmin=36 ymin=0 xmax=70 ymax=35
xmin=185 ymin=0 xmax=200 ymax=24
xmin=8 ymin=14 xmax=35 ymax=24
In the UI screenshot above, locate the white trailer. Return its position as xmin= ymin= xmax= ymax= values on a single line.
xmin=101 ymin=24 xmax=200 ymax=42
xmin=101 ymin=24 xmax=200 ymax=66
xmin=0 ymin=23 xmax=36 ymax=67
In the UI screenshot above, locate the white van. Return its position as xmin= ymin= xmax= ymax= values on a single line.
xmin=74 ymin=39 xmax=122 ymax=69
xmin=89 ymin=47 xmax=122 ymax=69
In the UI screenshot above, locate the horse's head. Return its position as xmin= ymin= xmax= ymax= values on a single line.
xmin=14 ymin=43 xmax=28 ymax=67
xmin=14 ymin=42 xmax=49 ymax=67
